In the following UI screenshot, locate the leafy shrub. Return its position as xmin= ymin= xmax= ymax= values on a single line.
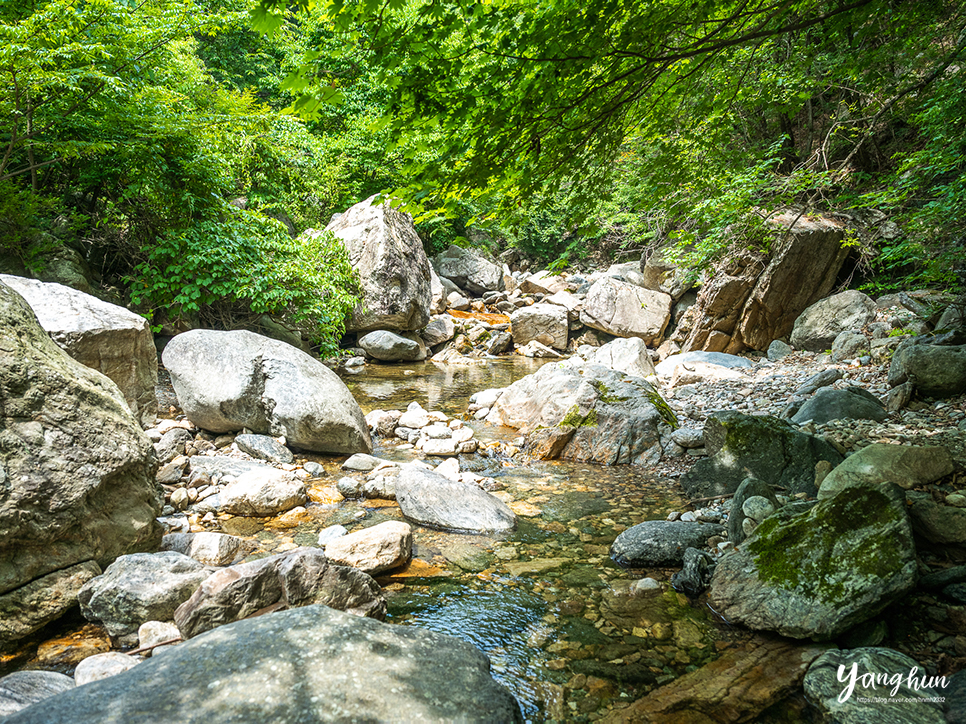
xmin=129 ymin=201 xmax=360 ymax=356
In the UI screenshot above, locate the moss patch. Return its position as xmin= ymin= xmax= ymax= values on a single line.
xmin=591 ymin=380 xmax=625 ymax=404
xmin=747 ymin=486 xmax=906 ymax=605
xmin=560 ymin=404 xmax=598 ymax=428
xmin=644 ymin=389 xmax=678 ymax=429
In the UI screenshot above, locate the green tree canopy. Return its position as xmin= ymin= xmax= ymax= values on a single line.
xmin=258 ymin=0 xmax=966 ymax=291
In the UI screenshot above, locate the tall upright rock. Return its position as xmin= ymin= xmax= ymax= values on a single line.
xmin=0 ymin=281 xmax=162 ymax=644
xmin=675 ymin=212 xmax=848 ymax=354
xmin=323 ymin=195 xmax=432 ymax=333
xmin=0 ymin=274 xmax=158 ymax=426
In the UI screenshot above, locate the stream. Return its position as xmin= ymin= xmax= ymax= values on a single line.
xmin=335 ymin=359 xmax=727 ymax=721
xmin=8 ymin=358 xmax=750 ymax=722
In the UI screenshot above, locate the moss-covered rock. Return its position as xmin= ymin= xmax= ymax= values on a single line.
xmin=486 ymin=359 xmax=676 ymax=466
xmin=680 ymin=411 xmax=843 ymax=499
xmin=707 ymin=482 xmax=917 ymax=640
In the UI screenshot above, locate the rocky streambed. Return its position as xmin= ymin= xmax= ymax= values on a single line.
xmin=5 ymin=346 xmax=965 ymax=723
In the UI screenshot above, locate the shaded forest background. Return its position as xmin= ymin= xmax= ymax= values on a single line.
xmin=2 ymin=0 xmax=964 ymax=355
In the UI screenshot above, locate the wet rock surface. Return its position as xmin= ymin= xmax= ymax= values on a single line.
xmin=6 ymin=605 xmax=523 ymax=724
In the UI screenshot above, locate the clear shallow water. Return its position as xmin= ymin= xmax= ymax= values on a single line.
xmin=337 ymin=359 xmax=719 ymax=721
xmin=7 ymin=358 xmax=725 ymax=722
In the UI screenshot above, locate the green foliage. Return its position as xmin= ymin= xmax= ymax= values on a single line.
xmin=130 ymin=203 xmax=360 ymax=355
xmin=0 ymin=181 xmax=68 ymax=272
xmin=0 ymin=0 xmax=376 ymax=355
xmin=259 ymin=0 xmax=966 ymax=294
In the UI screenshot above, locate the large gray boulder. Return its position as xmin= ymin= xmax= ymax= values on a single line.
xmin=396 ymin=466 xmax=517 ymax=533
xmin=707 ymin=483 xmax=917 ymax=639
xmin=162 ymin=329 xmax=371 ymax=454
xmin=485 ymin=359 xmax=674 ymax=466
xmin=888 ymin=342 xmax=966 ymax=397
xmin=510 ymin=303 xmax=569 ymax=350
xmin=680 ymin=411 xmax=843 ymax=499
xmin=790 ymin=289 xmax=877 ymax=352
xmin=790 ymin=386 xmax=888 ymax=425
xmin=174 ymin=547 xmax=386 ymax=639
xmin=579 ymin=277 xmax=672 ymax=344
xmin=587 ymin=337 xmax=657 ymax=379
xmin=0 ymin=281 xmax=162 ymax=644
xmin=5 ymin=605 xmax=523 ymax=724
xmin=324 ymin=195 xmax=432 ymax=332
xmin=0 ymin=275 xmax=158 ymax=426
xmin=78 ymin=552 xmax=212 ymax=636
xmin=818 ymin=443 xmax=954 ymax=500
xmin=358 ymin=329 xmax=426 ymax=361
xmin=804 ymin=648 xmax=946 ymax=724
xmin=610 ymin=521 xmax=726 ymax=567
xmin=433 ymin=245 xmax=504 ymax=295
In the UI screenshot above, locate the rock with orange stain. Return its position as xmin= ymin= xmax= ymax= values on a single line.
xmin=599 ymin=637 xmax=829 ymax=724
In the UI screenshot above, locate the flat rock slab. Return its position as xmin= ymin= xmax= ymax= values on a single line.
xmin=192 ymin=467 xmax=307 ymax=517
xmin=233 ymin=434 xmax=293 ymax=464
xmin=601 ymin=637 xmax=829 ymax=724
xmin=396 ymin=466 xmax=517 ymax=533
xmin=5 ymin=605 xmax=523 ymax=724
xmin=654 ymin=351 xmax=753 ymax=377
xmin=610 ymin=521 xmax=725 ymax=567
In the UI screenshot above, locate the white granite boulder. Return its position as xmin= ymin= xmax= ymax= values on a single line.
xmin=162 ymin=329 xmax=371 ymax=454
xmin=0 ymin=274 xmax=158 ymax=425
xmin=579 ymin=277 xmax=672 ymax=344
xmin=324 ymin=195 xmax=432 ymax=332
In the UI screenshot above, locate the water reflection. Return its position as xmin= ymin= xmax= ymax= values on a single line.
xmin=346 ymin=358 xmax=552 ymax=418
xmin=339 ymin=359 xmax=704 ymax=721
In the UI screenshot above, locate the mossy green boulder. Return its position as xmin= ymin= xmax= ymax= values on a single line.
xmin=680 ymin=411 xmax=843 ymax=499
xmin=707 ymin=482 xmax=916 ymax=640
